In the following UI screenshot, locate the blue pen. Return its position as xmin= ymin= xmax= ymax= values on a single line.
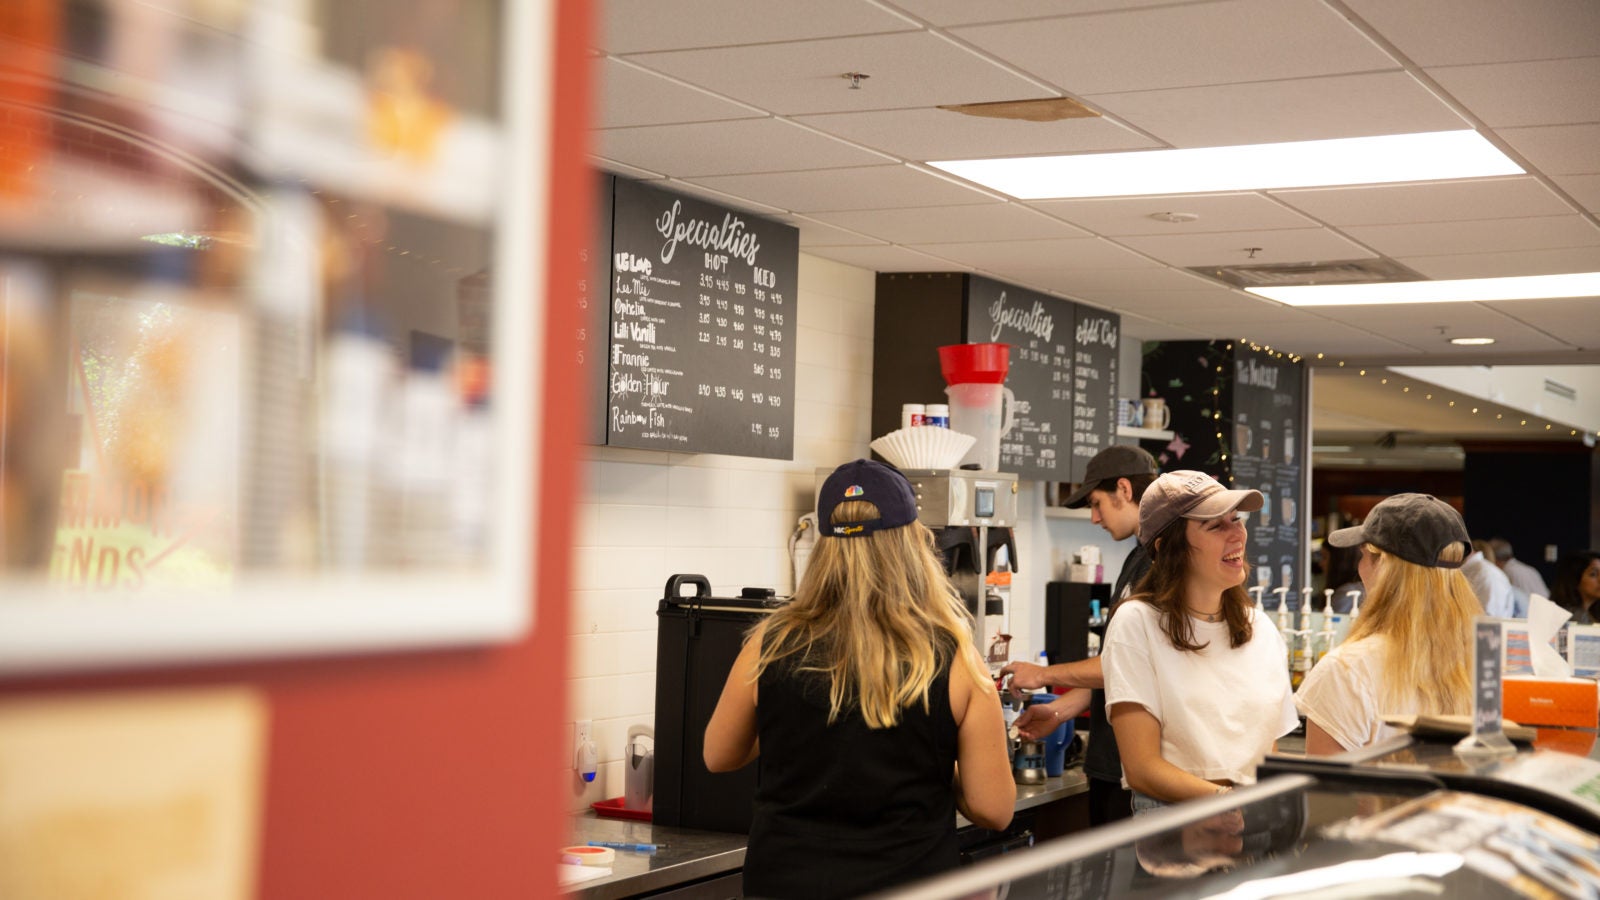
xmin=589 ymin=841 xmax=663 ymax=853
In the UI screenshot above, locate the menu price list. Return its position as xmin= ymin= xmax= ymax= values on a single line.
xmin=606 ymin=178 xmax=797 ymax=459
xmin=1069 ymin=306 xmax=1120 ymax=485
xmin=963 ymin=276 xmax=1119 ymax=483
xmin=1231 ymin=350 xmax=1305 ymax=607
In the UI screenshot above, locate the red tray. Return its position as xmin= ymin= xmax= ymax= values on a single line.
xmin=591 ymin=797 xmax=652 ymax=821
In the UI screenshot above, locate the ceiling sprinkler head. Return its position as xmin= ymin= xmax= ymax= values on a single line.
xmin=843 ymin=72 xmax=870 ymax=89
xmin=1148 ymin=211 xmax=1199 ymax=223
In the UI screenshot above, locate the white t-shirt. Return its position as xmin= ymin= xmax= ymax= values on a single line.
xmin=1102 ymin=600 xmax=1298 ymax=786
xmin=1294 ymin=636 xmax=1413 ymax=751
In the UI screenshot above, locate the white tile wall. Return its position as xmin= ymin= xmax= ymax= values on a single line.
xmin=565 ymin=253 xmax=877 ymax=809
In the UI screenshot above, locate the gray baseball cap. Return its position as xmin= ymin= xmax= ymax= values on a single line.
xmin=1327 ymin=493 xmax=1471 ymax=568
xmin=1138 ymin=470 xmax=1263 ymax=545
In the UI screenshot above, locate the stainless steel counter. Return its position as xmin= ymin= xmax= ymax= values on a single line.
xmin=566 ymin=770 xmax=1090 ymax=898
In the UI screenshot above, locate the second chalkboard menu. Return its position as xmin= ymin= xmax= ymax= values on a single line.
xmin=872 ymin=273 xmax=1121 ymax=483
xmin=599 ymin=178 xmax=799 ymax=459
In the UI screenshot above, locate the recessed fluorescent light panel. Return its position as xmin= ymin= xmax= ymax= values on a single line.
xmin=927 ymin=130 xmax=1521 ymax=199
xmin=1248 ymin=272 xmax=1600 ymax=307
xmin=1449 ymin=337 xmax=1496 ymax=345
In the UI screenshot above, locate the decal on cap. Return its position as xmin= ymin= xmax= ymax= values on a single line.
xmin=845 ymin=485 xmax=864 ymax=497
xmin=834 ymin=524 xmax=865 ymax=535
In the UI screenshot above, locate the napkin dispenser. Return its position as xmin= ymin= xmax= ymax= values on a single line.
xmin=1503 ymin=677 xmax=1599 ymax=728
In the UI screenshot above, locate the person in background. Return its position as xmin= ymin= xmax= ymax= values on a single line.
xmin=704 ymin=459 xmax=1013 ymax=900
xmin=1490 ymin=537 xmax=1551 ymax=599
xmin=1462 ymin=538 xmax=1520 ymax=618
xmin=1550 ymin=550 xmax=1600 ymax=625
xmin=1103 ymin=471 xmax=1297 ymax=813
xmin=1295 ymin=494 xmax=1479 ymax=754
xmin=1321 ymin=541 xmax=1365 ymax=614
xmin=1001 ymin=444 xmax=1159 ymax=826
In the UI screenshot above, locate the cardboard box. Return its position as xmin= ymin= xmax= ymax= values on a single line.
xmin=1504 ymin=676 xmax=1599 ymax=728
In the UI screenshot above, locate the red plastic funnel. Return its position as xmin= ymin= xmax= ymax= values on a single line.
xmin=938 ymin=343 xmax=1010 ymax=385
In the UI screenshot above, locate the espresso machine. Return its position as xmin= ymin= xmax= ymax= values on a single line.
xmin=815 ymin=467 xmax=1018 ymax=649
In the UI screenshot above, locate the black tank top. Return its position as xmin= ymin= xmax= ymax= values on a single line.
xmin=743 ymin=646 xmax=961 ymax=899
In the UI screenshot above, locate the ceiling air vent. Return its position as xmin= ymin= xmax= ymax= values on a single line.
xmin=1544 ymin=379 xmax=1577 ymax=402
xmin=1190 ymin=257 xmax=1425 ymax=289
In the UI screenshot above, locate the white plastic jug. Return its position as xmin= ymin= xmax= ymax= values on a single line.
xmin=624 ymin=724 xmax=655 ymax=812
xmin=945 ymin=383 xmax=1016 ymax=471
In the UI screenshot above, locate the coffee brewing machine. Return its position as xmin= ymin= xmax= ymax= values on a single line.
xmin=814 ymin=467 xmax=1018 ymax=649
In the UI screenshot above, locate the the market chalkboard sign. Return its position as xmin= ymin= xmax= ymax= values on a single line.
xmin=606 ymin=178 xmax=798 ymax=458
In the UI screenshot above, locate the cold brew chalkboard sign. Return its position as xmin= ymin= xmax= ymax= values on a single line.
xmin=965 ymin=276 xmax=1076 ymax=482
xmin=1069 ymin=305 xmax=1120 ymax=484
xmin=606 ymin=178 xmax=798 ymax=458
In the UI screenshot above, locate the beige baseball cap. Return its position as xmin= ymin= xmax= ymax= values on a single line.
xmin=1138 ymin=470 xmax=1263 ymax=545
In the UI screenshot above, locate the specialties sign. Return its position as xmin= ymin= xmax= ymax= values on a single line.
xmin=605 ymin=178 xmax=798 ymax=458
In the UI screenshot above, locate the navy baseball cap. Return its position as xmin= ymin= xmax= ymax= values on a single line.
xmin=817 ymin=459 xmax=919 ymax=537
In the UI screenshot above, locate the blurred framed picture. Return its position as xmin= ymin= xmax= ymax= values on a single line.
xmin=0 ymin=0 xmax=548 ymax=673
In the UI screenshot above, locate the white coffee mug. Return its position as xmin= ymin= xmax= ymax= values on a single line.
xmin=1141 ymin=398 xmax=1170 ymax=430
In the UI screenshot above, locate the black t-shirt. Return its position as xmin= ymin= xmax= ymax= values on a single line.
xmin=744 ymin=646 xmax=961 ymax=900
xmin=1084 ymin=540 xmax=1154 ymax=784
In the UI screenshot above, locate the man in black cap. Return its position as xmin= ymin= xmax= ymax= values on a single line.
xmin=1001 ymin=444 xmax=1159 ymax=825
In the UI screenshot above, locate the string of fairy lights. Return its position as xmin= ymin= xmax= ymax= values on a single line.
xmin=1207 ymin=340 xmax=1600 ymax=452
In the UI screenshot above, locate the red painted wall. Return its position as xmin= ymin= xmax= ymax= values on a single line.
xmin=0 ymin=2 xmax=592 ymax=897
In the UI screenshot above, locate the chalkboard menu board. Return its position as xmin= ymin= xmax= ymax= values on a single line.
xmin=579 ymin=173 xmax=614 ymax=446
xmin=964 ymin=276 xmax=1077 ymax=482
xmin=1229 ymin=348 xmax=1308 ymax=608
xmin=606 ymin=178 xmax=798 ymax=458
xmin=1069 ymin=305 xmax=1121 ymax=484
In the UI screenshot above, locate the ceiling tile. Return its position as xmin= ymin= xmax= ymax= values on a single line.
xmin=657 ymin=179 xmax=785 ymax=216
xmin=597 ymin=0 xmax=917 ymax=54
xmin=1552 ymin=174 xmax=1600 ymax=213
xmin=1017 ymin=265 xmax=1223 ymax=295
xmin=1491 ymin=298 xmax=1600 ymax=350
xmin=1086 ymin=71 xmax=1468 ymax=148
xmin=1211 ymin=321 xmax=1418 ymax=356
xmin=1399 ymin=246 xmax=1600 ymax=278
xmin=1497 ymin=124 xmax=1600 ymax=175
xmin=1067 ymin=287 xmax=1262 ymax=311
xmin=889 ymin=0 xmax=1180 ymax=27
xmin=807 ymin=203 xmax=1088 ymax=244
xmin=1270 ymin=178 xmax=1576 ymax=226
xmin=1112 ymin=228 xmax=1375 ymax=267
xmin=626 ymin=32 xmax=1051 ymax=117
xmin=900 ymin=237 xmax=1154 ymax=271
xmin=1428 ymin=57 xmax=1600 ymax=128
xmin=800 ymin=244 xmax=971 ymax=272
xmin=1351 ymin=320 xmax=1573 ymax=355
xmin=1034 ymin=193 xmax=1319 ymax=235
xmin=1342 ymin=215 xmax=1600 ymax=257
xmin=682 ymin=165 xmax=998 ymax=213
xmin=782 ymin=215 xmax=890 ymax=248
xmin=954 ymin=0 xmax=1397 ymax=95
xmin=1118 ymin=317 xmax=1212 ymax=342
xmin=595 ymin=119 xmax=892 ymax=176
xmin=1342 ymin=0 xmax=1600 ymax=66
xmin=591 ymin=156 xmax=664 ymax=181
xmin=594 ymin=58 xmax=762 ymax=129
xmin=792 ymin=107 xmax=1158 ymax=162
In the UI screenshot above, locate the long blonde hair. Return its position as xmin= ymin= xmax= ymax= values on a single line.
xmin=754 ymin=500 xmax=988 ymax=728
xmin=1345 ymin=543 xmax=1476 ymax=715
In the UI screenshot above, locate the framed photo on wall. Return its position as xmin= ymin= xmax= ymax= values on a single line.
xmin=0 ymin=1 xmax=549 ymax=673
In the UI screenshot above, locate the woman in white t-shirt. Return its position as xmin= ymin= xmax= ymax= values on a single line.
xmin=1103 ymin=471 xmax=1298 ymax=814
xmin=1295 ymin=494 xmax=1478 ymax=754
